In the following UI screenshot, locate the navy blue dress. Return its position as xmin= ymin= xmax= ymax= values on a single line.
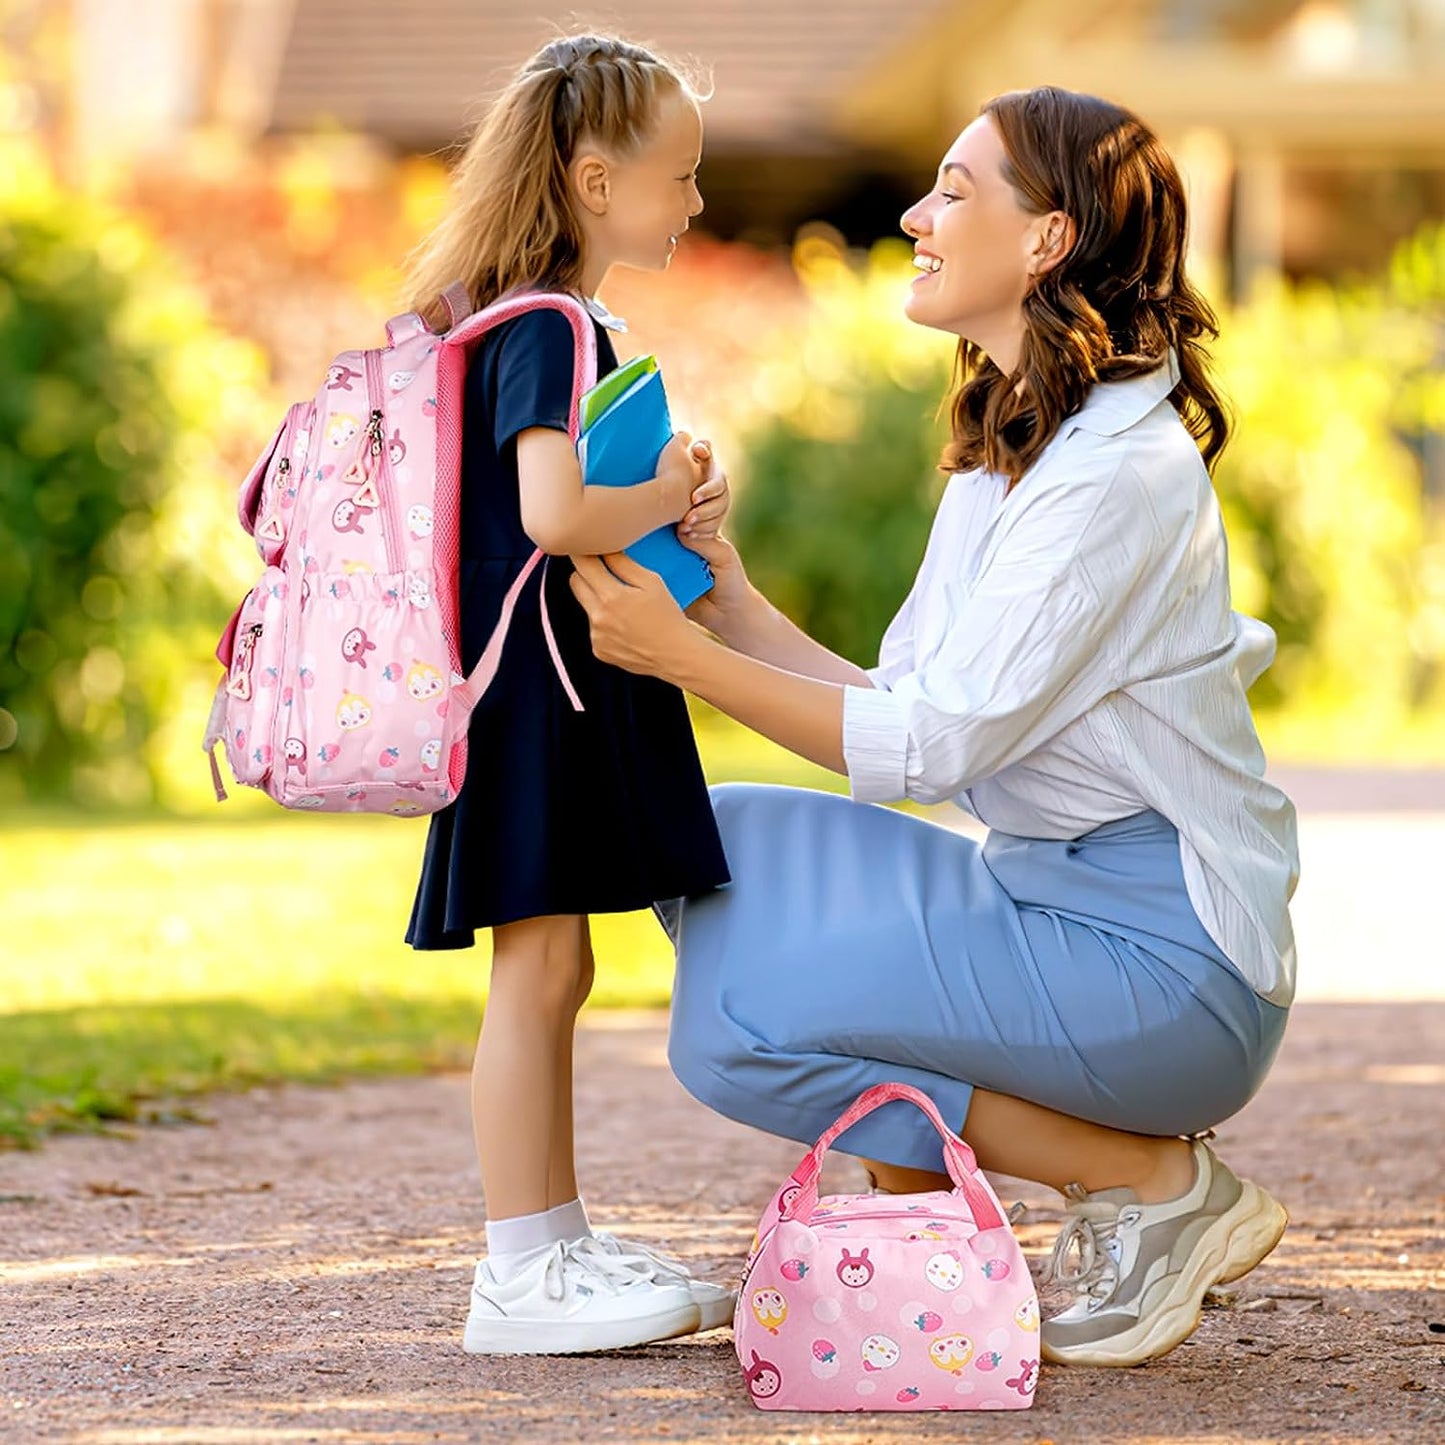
xmin=406 ymin=307 xmax=730 ymax=948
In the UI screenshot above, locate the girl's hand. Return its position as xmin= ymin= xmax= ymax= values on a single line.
xmin=569 ymin=552 xmax=694 ymax=680
xmin=655 ymin=431 xmax=707 ymax=523
xmin=680 ymin=440 xmax=730 ymax=541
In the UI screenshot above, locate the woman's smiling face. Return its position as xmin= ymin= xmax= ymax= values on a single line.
xmin=901 ymin=115 xmax=1055 ymax=363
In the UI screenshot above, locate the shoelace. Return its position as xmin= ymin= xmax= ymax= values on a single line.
xmin=554 ymin=1236 xmax=667 ymax=1294
xmin=563 ymin=1236 xmax=675 ymax=1292
xmin=575 ymin=1233 xmax=696 ymax=1285
xmin=1039 ymin=1183 xmax=1130 ymax=1305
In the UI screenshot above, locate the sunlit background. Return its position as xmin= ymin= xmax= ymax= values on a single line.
xmin=1 ymin=0 xmax=1443 ymax=1146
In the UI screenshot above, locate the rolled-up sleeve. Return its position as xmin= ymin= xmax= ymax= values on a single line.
xmin=842 ymin=460 xmax=1159 ymax=806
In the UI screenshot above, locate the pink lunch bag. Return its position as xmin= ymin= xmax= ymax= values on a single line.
xmin=734 ymin=1082 xmax=1040 ymax=1412
xmin=201 ymin=286 xmax=596 ymax=817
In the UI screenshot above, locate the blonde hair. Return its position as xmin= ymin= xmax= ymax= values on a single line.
xmin=406 ymin=34 xmax=700 ymax=327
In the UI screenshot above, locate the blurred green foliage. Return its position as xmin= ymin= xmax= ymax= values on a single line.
xmin=734 ymin=228 xmax=1445 ymax=731
xmin=731 ymin=235 xmax=954 ymax=665
xmin=0 ymin=140 xmax=268 ymax=808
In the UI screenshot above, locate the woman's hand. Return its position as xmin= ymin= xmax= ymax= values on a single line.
xmin=680 ymin=440 xmax=729 ymax=540
xmin=569 ymin=552 xmax=696 ymax=681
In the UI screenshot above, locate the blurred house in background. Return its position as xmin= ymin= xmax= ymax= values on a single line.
xmin=37 ymin=0 xmax=1445 ymax=297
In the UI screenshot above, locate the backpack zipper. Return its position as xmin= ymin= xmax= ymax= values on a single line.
xmin=362 ymin=351 xmax=402 ymax=573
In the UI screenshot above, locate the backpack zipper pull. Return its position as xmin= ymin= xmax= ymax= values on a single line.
xmin=227 ymin=622 xmax=263 ymax=700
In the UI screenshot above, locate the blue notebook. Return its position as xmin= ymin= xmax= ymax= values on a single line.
xmin=577 ymin=357 xmax=714 ymax=610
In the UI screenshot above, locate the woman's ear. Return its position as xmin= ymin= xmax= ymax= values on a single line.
xmin=571 ymin=153 xmax=611 ymax=217
xmin=1027 ymin=211 xmax=1077 ymax=278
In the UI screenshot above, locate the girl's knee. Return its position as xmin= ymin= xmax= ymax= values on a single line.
xmin=490 ymin=915 xmax=588 ymax=1015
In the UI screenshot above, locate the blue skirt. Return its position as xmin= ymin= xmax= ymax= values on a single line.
xmin=662 ymin=785 xmax=1287 ymax=1173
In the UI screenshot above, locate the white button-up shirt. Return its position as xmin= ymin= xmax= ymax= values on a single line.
xmin=842 ymin=355 xmax=1299 ymax=1005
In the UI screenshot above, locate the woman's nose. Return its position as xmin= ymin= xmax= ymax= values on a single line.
xmin=900 ymin=200 xmax=930 ymax=239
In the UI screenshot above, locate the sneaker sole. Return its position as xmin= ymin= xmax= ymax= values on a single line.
xmin=463 ymin=1301 xmax=701 ymax=1356
xmin=696 ymin=1293 xmax=737 ymax=1332
xmin=1040 ymin=1180 xmax=1288 ymax=1368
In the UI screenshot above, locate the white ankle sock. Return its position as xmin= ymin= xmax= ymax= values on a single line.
xmin=542 ymin=1197 xmax=592 ymax=1240
xmin=485 ymin=1198 xmax=594 ymax=1282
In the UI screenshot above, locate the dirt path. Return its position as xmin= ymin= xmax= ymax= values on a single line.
xmin=3 ymin=1003 xmax=1442 ymax=1445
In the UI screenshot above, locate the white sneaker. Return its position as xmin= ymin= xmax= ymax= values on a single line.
xmin=580 ymin=1233 xmax=737 ymax=1332
xmin=462 ymin=1239 xmax=701 ymax=1355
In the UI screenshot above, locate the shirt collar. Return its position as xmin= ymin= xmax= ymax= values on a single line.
xmin=1064 ymin=348 xmax=1181 ymax=437
xmin=582 ymin=294 xmax=629 ymax=333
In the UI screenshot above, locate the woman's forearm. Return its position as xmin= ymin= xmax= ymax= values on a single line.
xmin=669 ymin=628 xmax=849 ymax=774
xmin=716 ymin=589 xmax=875 ymax=688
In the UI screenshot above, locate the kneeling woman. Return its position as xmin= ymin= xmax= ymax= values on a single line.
xmin=571 ymin=85 xmax=1299 ymax=1368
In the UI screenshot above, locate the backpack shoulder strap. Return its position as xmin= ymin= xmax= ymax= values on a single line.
xmin=440 ymin=291 xmax=600 ymax=732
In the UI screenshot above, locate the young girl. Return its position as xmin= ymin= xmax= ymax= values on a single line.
xmin=402 ymin=34 xmax=734 ymax=1355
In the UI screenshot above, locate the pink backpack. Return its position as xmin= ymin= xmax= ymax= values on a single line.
xmin=202 ymin=288 xmax=597 ymax=816
xmin=734 ymin=1083 xmax=1039 ymax=1412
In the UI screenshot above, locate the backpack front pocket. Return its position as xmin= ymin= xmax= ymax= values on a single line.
xmin=281 ymin=566 xmax=449 ymax=806
xmin=221 ymin=566 xmax=291 ymax=789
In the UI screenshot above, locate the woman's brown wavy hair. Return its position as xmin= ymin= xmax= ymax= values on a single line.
xmin=941 ymin=86 xmax=1229 ymax=483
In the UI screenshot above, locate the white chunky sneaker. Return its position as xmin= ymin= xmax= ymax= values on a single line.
xmin=1040 ymin=1139 xmax=1288 ymax=1367
xmin=462 ymin=1239 xmax=700 ymax=1355
xmin=581 ymin=1233 xmax=737 ymax=1332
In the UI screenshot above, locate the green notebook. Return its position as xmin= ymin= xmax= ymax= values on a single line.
xmin=579 ymin=354 xmax=657 ymax=431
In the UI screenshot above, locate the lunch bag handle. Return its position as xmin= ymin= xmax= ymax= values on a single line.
xmin=782 ymin=1081 xmax=1006 ymax=1232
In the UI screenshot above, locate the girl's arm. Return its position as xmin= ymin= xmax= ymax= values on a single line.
xmin=516 ymin=427 xmax=708 ymax=556
xmin=571 ymin=552 xmax=848 ymax=774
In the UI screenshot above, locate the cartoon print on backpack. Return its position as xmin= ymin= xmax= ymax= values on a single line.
xmin=419 ymin=738 xmax=442 ymax=773
xmin=1014 ymin=1297 xmax=1040 ymax=1332
xmin=860 ymin=1334 xmax=900 ymax=1372
xmin=284 ymin=738 xmax=307 ymax=776
xmin=326 ymin=363 xmax=360 ymax=392
xmin=407 ymin=505 xmax=433 ymax=540
xmin=326 ymin=413 xmax=360 ymax=449
xmin=342 ymin=627 xmax=376 ymax=668
xmin=743 ymin=1350 xmax=782 ymax=1400
xmin=837 ymin=1248 xmax=874 ymax=1288
xmin=750 ymin=1287 xmax=787 ymax=1335
xmin=407 ymin=661 xmax=444 ymax=702
xmin=407 ymin=574 xmax=432 ymax=610
xmin=333 ymin=497 xmax=366 ymax=535
xmin=337 ymin=692 xmax=372 ymax=731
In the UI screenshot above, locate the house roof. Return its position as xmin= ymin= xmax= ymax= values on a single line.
xmin=268 ymin=0 xmax=958 ymax=155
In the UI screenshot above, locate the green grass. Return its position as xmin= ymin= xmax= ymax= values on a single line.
xmin=9 ymin=696 xmax=1425 ymax=1151
xmin=0 ymin=714 xmax=838 ymax=1149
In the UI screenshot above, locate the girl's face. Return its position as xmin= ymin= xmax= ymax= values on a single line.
xmin=900 ymin=115 xmax=1062 ymax=368
xmin=579 ymin=91 xmax=704 ymax=279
